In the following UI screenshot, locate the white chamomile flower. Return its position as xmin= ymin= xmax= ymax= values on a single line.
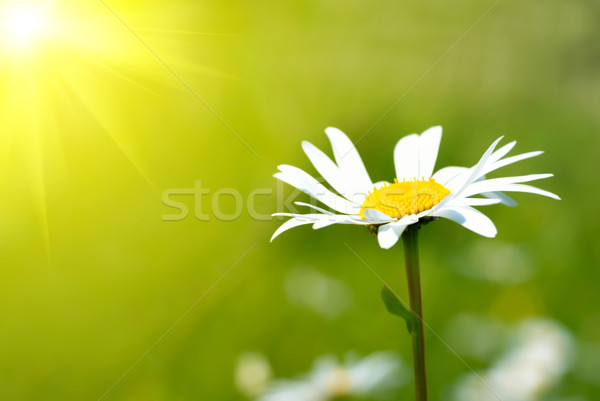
xmin=271 ymin=126 xmax=559 ymax=249
xmin=256 ymin=352 xmax=404 ymax=401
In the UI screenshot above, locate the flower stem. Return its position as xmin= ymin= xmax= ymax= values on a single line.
xmin=402 ymin=225 xmax=427 ymax=401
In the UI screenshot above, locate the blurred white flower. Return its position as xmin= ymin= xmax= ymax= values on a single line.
xmin=257 ymin=352 xmax=405 ymax=401
xmin=235 ymin=352 xmax=273 ymax=398
xmin=455 ymin=319 xmax=574 ymax=401
xmin=285 ymin=266 xmax=353 ymax=319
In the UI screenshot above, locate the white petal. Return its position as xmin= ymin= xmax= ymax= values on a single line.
xmin=377 ymin=224 xmax=403 ymax=249
xmin=441 ymin=169 xmax=472 ymax=193
xmin=272 ymin=212 xmax=372 ymax=225
xmin=377 ymin=215 xmax=418 ymax=249
xmin=271 ymin=218 xmax=314 ymax=241
xmin=271 ymin=213 xmax=322 ymax=220
xmin=271 ymin=212 xmax=372 ymax=240
xmin=467 ymin=136 xmax=504 ymax=177
xmin=394 ymin=133 xmax=420 ymax=180
xmin=310 ymin=214 xmax=373 ymax=228
xmin=432 ymin=166 xmax=468 ymax=186
xmin=482 ymin=151 xmax=544 ymax=176
xmin=482 ymin=191 xmax=517 ymax=206
xmin=418 ymin=126 xmax=442 ymax=178
xmin=363 ymin=208 xmax=396 ymax=222
xmin=487 ymin=140 xmax=516 ymax=165
xmin=301 ymin=141 xmax=352 ymax=198
xmin=460 ymin=174 xmax=553 ymax=198
xmin=448 ymin=197 xmax=502 ymax=207
xmin=452 ymin=136 xmax=504 ymax=195
xmin=274 ymin=165 xmax=359 ymax=214
xmin=294 ymin=201 xmax=335 ymax=215
xmin=431 ymin=206 xmax=497 ymax=237
xmin=481 ymin=184 xmax=561 ymax=200
xmin=324 ymin=127 xmax=372 ymax=191
xmin=315 ymin=215 xmax=373 ymax=225
xmin=421 ymin=193 xmax=455 ymax=216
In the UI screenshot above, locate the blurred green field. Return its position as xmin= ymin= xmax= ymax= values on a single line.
xmin=0 ymin=0 xmax=599 ymax=400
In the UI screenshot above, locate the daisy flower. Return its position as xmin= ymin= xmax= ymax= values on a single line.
xmin=256 ymin=352 xmax=404 ymax=401
xmin=271 ymin=126 xmax=559 ymax=249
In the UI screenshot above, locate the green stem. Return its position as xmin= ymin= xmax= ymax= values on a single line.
xmin=402 ymin=225 xmax=427 ymax=401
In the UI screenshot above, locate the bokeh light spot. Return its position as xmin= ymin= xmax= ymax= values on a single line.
xmin=2 ymin=4 xmax=47 ymax=46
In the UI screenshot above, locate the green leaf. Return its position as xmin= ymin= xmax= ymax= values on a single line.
xmin=381 ymin=286 xmax=417 ymax=334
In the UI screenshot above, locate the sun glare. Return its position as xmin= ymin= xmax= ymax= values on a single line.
xmin=0 ymin=1 xmax=236 ymax=260
xmin=2 ymin=4 xmax=47 ymax=46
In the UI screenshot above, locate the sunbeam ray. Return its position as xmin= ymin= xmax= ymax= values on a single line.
xmin=0 ymin=1 xmax=243 ymax=262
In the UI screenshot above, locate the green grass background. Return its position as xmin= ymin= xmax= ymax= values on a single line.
xmin=0 ymin=0 xmax=598 ymax=399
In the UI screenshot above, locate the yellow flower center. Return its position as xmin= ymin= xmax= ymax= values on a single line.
xmin=360 ymin=177 xmax=450 ymax=220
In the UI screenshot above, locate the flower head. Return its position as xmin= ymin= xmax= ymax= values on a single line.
xmin=272 ymin=126 xmax=559 ymax=249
